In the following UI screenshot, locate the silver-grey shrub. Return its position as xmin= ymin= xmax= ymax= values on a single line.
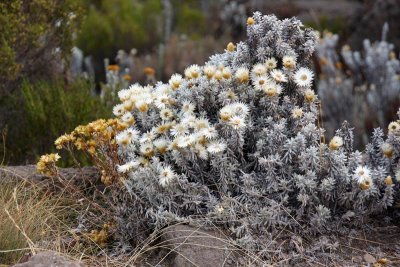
xmin=111 ymin=12 xmax=400 ymax=260
xmin=317 ymin=25 xmax=400 ymax=146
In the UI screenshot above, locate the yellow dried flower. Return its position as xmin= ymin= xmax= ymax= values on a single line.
xmin=227 ymin=42 xmax=236 ymax=52
xmin=384 ymin=176 xmax=393 ymax=186
xmin=36 ymin=153 xmax=60 ymax=176
xmin=247 ymin=17 xmax=254 ymax=25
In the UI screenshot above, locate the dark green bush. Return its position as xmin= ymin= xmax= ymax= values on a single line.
xmin=1 ymin=79 xmax=112 ymax=165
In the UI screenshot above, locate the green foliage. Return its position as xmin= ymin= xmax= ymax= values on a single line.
xmin=77 ymin=0 xmax=162 ymax=60
xmin=1 ymin=79 xmax=112 ymax=165
xmin=0 ymin=0 xmax=83 ymax=96
xmin=305 ymin=15 xmax=348 ymax=34
xmin=174 ymin=1 xmax=206 ymax=39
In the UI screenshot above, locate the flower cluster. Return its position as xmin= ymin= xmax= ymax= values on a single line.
xmin=36 ymin=153 xmax=60 ymax=176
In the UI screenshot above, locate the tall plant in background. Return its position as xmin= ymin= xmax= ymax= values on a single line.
xmin=52 ymin=13 xmax=400 ymax=264
xmin=0 ymin=0 xmax=83 ymax=96
xmin=316 ymin=26 xmax=400 ymax=147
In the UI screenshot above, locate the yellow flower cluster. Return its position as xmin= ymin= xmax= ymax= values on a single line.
xmin=36 ymin=153 xmax=60 ymax=176
xmin=86 ymin=222 xmax=114 ymax=247
xmin=55 ymin=119 xmax=129 ymax=155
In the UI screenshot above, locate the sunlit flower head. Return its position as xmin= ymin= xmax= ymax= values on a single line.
xmin=181 ymin=101 xmax=195 ymax=114
xmin=140 ymin=130 xmax=157 ymax=143
xmin=160 ymin=108 xmax=174 ymax=121
xmin=232 ymin=102 xmax=250 ymax=117
xmin=140 ymin=142 xmax=155 ymax=157
xmin=171 ymin=123 xmax=189 ymax=137
xmin=253 ymin=75 xmax=270 ymax=91
xmin=252 ymin=63 xmax=268 ymax=77
xmin=354 ymin=166 xmax=371 ymax=185
xmin=117 ymin=160 xmax=140 ymax=173
xmin=294 ymin=67 xmax=314 ymax=87
xmin=113 ymin=104 xmax=125 ymax=117
xmin=185 ymin=64 xmax=201 ymax=79
xmin=204 ymin=65 xmax=217 ymax=79
xmin=200 ymin=127 xmax=218 ymax=139
xmin=207 ymin=141 xmax=227 ymax=154
xmin=229 ymin=115 xmax=246 ymax=129
xmin=235 ymin=67 xmax=250 ymax=83
xmin=304 ymin=89 xmax=316 ymax=102
xmin=118 ymin=89 xmax=131 ymax=102
xmin=270 ymin=69 xmax=287 ymax=83
xmin=121 ymin=112 xmax=135 ymax=125
xmin=263 ymin=81 xmax=282 ymax=97
xmin=381 ymin=143 xmax=394 ymax=157
xmin=282 ymin=55 xmax=296 ymax=70
xmin=222 ymin=67 xmax=232 ymax=79
xmin=154 ymin=94 xmax=170 ymax=109
xmin=159 ymin=165 xmax=177 ymax=187
xmin=177 ymin=134 xmax=196 ymax=148
xmin=388 ymin=121 xmax=400 ymax=134
xmin=154 ymin=138 xmax=169 ymax=154
xmin=291 ymin=108 xmax=303 ymax=119
xmin=329 ymin=136 xmax=343 ymax=150
xmin=265 ymin=57 xmax=277 ymax=70
xmin=195 ymin=118 xmax=210 ymax=131
xmin=169 ymin=74 xmax=183 ymax=90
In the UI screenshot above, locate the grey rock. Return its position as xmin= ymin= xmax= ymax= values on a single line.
xmin=160 ymin=224 xmax=237 ymax=267
xmin=12 ymin=252 xmax=85 ymax=267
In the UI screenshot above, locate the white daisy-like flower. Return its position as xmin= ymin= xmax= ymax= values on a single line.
xmin=263 ymin=81 xmax=282 ymax=97
xmin=251 ymin=63 xmax=268 ymax=77
xmin=354 ymin=166 xmax=371 ymax=184
xmin=154 ymin=138 xmax=169 ymax=153
xmin=181 ymin=101 xmax=195 ymax=114
xmin=118 ymin=89 xmax=131 ymax=102
xmin=121 ymin=112 xmax=135 ymax=124
xmin=265 ymin=57 xmax=277 ymax=70
xmin=184 ymin=64 xmax=201 ymax=79
xmin=232 ymin=102 xmax=250 ymax=117
xmin=219 ymin=105 xmax=234 ymax=121
xmin=329 ymin=136 xmax=343 ymax=150
xmin=213 ymin=70 xmax=223 ymax=80
xmin=123 ymin=100 xmax=134 ymax=112
xmin=200 ymin=127 xmax=218 ymax=139
xmin=140 ymin=130 xmax=157 ymax=143
xmin=135 ymin=100 xmax=149 ymax=113
xmin=229 ymin=115 xmax=246 ymax=129
xmin=381 ymin=143 xmax=394 ymax=157
xmin=154 ymin=94 xmax=170 ymax=109
xmin=252 ymin=75 xmax=270 ymax=91
xmin=204 ymin=65 xmax=217 ymax=79
xmin=222 ymin=67 xmax=232 ymax=79
xmin=139 ymin=142 xmax=154 ymax=157
xmin=194 ymin=118 xmax=210 ymax=130
xmin=160 ymin=108 xmax=174 ymax=121
xmin=270 ymin=69 xmax=288 ymax=83
xmin=169 ymin=74 xmax=183 ymax=90
xmin=177 ymin=135 xmax=196 ymax=148
xmin=282 ymin=55 xmax=296 ymax=70
xmin=126 ymin=128 xmax=140 ymax=141
xmin=113 ymin=104 xmax=125 ymax=117
xmin=304 ymin=88 xmax=316 ymax=102
xmin=128 ymin=84 xmax=144 ymax=95
xmin=291 ymin=108 xmax=303 ymax=119
xmin=117 ymin=160 xmax=140 ymax=173
xmin=154 ymin=83 xmax=172 ymax=95
xmin=159 ymin=165 xmax=177 ymax=187
xmin=388 ymin=121 xmax=400 ymax=134
xmin=207 ymin=141 xmax=227 ymax=154
xmin=235 ymin=67 xmax=250 ymax=83
xmin=116 ymin=131 xmax=132 ymax=146
xmin=171 ymin=123 xmax=189 ymax=137
xmin=195 ymin=144 xmax=208 ymax=160
xmin=294 ymin=67 xmax=314 ymax=87
xmin=181 ymin=115 xmax=197 ymax=128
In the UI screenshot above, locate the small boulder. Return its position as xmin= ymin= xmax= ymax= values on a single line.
xmin=160 ymin=224 xmax=237 ymax=267
xmin=12 ymin=252 xmax=85 ymax=267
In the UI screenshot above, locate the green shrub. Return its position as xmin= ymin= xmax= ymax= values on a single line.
xmin=77 ymin=0 xmax=162 ymax=60
xmin=1 ymin=78 xmax=112 ymax=165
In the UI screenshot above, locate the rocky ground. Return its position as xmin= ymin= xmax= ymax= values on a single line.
xmin=1 ymin=166 xmax=400 ymax=266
